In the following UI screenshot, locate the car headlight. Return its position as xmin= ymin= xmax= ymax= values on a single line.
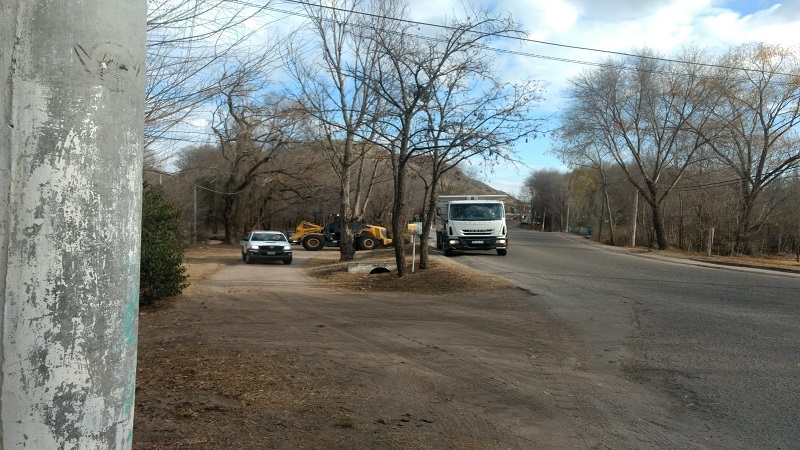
xmin=249 ymin=244 xmax=259 ymax=250
xmin=283 ymin=245 xmax=291 ymax=250
xmin=497 ymin=239 xmax=507 ymax=245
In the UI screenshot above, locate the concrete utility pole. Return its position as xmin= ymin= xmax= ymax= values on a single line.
xmin=1 ymin=1 xmax=145 ymax=448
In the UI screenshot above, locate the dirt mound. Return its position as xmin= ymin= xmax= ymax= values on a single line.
xmin=306 ymin=250 xmax=514 ymax=294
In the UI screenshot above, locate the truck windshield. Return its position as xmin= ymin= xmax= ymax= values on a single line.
xmin=252 ymin=233 xmax=285 ymax=241
xmin=450 ymin=203 xmax=504 ymax=221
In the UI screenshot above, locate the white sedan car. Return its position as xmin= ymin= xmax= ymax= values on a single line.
xmin=241 ymin=230 xmax=293 ymax=265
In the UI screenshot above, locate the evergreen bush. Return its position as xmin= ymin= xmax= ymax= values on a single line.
xmin=140 ymin=182 xmax=188 ymax=306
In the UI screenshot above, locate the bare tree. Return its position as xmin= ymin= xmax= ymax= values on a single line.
xmin=145 ymin=0 xmax=277 ymax=169
xmin=209 ymin=60 xmax=305 ymax=244
xmin=523 ymin=169 xmax=570 ymax=232
xmin=414 ymin=74 xmax=544 ymax=268
xmin=362 ymin=2 xmax=526 ymax=276
xmin=559 ymin=48 xmax=718 ymax=250
xmin=286 ymin=0 xmax=391 ymax=261
xmin=553 ymin=119 xmax=619 ymax=243
xmin=696 ymin=43 xmax=800 ymax=253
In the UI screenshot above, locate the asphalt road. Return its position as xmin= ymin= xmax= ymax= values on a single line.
xmin=446 ymin=227 xmax=800 ymax=449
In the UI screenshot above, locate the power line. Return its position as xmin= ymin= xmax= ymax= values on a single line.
xmin=274 ymin=0 xmax=800 ymax=77
xmin=145 ymin=167 xmax=245 ymax=195
xmin=258 ymin=2 xmax=798 ymax=88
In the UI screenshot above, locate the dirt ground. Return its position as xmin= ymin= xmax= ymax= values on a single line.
xmin=133 ymin=245 xmax=533 ymax=449
xmin=132 ymin=243 xmax=799 ymax=449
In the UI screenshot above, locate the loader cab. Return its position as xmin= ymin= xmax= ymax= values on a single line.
xmin=323 ymin=215 xmax=342 ymax=241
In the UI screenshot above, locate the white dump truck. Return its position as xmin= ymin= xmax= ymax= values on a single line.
xmin=435 ymin=195 xmax=508 ymax=256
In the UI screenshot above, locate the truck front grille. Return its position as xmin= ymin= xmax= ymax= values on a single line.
xmin=462 ymin=229 xmax=493 ymax=236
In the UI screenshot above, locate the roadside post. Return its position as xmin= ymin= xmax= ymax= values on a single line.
xmin=408 ymin=222 xmax=422 ymax=273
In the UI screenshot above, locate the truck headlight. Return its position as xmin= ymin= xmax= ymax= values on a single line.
xmin=283 ymin=245 xmax=291 ymax=250
xmin=448 ymin=239 xmax=458 ymax=245
xmin=249 ymin=244 xmax=259 ymax=250
xmin=497 ymin=239 xmax=507 ymax=245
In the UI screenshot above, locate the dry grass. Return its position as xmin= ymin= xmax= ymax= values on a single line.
xmin=134 ymin=343 xmax=368 ymax=449
xmin=634 ymin=247 xmax=800 ymax=274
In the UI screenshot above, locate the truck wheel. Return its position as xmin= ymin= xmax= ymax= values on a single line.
xmin=444 ymin=248 xmax=454 ymax=257
xmin=283 ymin=257 xmax=292 ymax=265
xmin=497 ymin=249 xmax=507 ymax=256
xmin=357 ymin=235 xmax=378 ymax=250
xmin=245 ymin=253 xmax=254 ymax=264
xmin=436 ymin=232 xmax=443 ymax=250
xmin=302 ymin=234 xmax=325 ymax=251
xmin=241 ymin=251 xmax=246 ymax=260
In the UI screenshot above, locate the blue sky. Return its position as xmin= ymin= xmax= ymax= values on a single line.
xmin=401 ymin=0 xmax=800 ymax=195
xmin=174 ymin=1 xmax=800 ymax=196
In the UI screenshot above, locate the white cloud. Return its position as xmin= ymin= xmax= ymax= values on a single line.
xmin=407 ymin=0 xmax=472 ymax=23
xmin=198 ymin=0 xmax=800 ymax=193
xmin=497 ymin=0 xmax=580 ymax=35
xmin=418 ymin=0 xmax=800 ymax=191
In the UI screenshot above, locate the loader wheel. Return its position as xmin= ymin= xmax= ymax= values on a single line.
xmin=357 ymin=235 xmax=378 ymax=250
xmin=302 ymin=234 xmax=325 ymax=251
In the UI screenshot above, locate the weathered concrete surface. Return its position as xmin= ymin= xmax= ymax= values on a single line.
xmin=347 ymin=262 xmax=397 ymax=274
xmin=1 ymin=1 xmax=145 ymax=448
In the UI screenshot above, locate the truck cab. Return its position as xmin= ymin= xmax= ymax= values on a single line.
xmin=436 ymin=195 xmax=508 ymax=256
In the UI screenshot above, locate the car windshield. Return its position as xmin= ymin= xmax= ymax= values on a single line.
xmin=252 ymin=233 xmax=285 ymax=242
xmin=450 ymin=203 xmax=504 ymax=221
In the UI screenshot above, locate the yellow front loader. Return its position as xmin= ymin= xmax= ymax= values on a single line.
xmin=290 ymin=219 xmax=392 ymax=251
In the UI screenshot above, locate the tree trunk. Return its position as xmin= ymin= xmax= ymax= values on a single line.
xmin=652 ymin=204 xmax=670 ymax=250
xmin=392 ymin=198 xmax=407 ymax=277
xmin=604 ymin=183 xmax=616 ymax=246
xmin=392 ymin=154 xmax=407 ymax=277
xmin=222 ymin=194 xmax=238 ymax=245
xmin=419 ymin=177 xmax=440 ymax=270
xmin=419 ymin=224 xmax=430 ymax=269
xmin=735 ymin=194 xmax=756 ymax=255
xmin=339 ymin=140 xmax=356 ymax=262
xmin=597 ymin=192 xmax=605 ymax=243
xmin=339 ymin=182 xmax=355 ymax=262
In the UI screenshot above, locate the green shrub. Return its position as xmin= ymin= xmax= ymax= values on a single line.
xmin=140 ymin=182 xmax=188 ymax=306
